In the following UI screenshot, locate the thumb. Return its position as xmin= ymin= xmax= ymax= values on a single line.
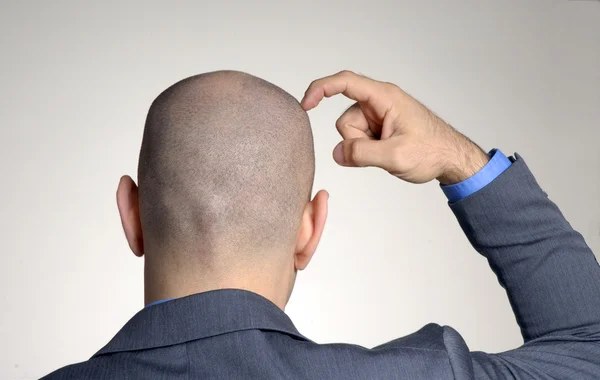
xmin=333 ymin=138 xmax=395 ymax=169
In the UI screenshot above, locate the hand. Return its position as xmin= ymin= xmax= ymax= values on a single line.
xmin=301 ymin=71 xmax=490 ymax=185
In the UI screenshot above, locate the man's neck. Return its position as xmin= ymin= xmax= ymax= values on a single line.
xmin=144 ymin=264 xmax=293 ymax=311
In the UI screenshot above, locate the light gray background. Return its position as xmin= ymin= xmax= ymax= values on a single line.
xmin=1 ymin=1 xmax=599 ymax=379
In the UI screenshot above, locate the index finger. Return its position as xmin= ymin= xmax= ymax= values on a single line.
xmin=301 ymin=70 xmax=387 ymax=112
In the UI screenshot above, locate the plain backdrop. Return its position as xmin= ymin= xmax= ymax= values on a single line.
xmin=1 ymin=1 xmax=599 ymax=379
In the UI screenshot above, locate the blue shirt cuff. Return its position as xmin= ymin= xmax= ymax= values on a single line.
xmin=441 ymin=149 xmax=512 ymax=203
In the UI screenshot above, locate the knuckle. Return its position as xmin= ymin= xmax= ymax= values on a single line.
xmin=383 ymin=82 xmax=400 ymax=94
xmin=349 ymin=143 xmax=363 ymax=164
xmin=388 ymin=144 xmax=406 ymax=169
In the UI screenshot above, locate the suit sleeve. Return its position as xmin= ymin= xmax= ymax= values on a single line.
xmin=449 ymin=154 xmax=600 ymax=379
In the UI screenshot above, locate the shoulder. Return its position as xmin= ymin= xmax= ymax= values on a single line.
xmin=254 ymin=324 xmax=463 ymax=379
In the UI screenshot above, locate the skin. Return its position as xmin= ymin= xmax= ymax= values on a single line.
xmin=116 ymin=70 xmax=489 ymax=310
xmin=301 ymin=70 xmax=490 ymax=184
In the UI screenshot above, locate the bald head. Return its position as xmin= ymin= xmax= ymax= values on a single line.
xmin=137 ymin=71 xmax=315 ymax=266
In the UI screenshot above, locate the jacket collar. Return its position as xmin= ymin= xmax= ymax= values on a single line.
xmin=93 ymin=289 xmax=309 ymax=357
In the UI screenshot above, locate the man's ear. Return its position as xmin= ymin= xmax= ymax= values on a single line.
xmin=294 ymin=190 xmax=329 ymax=271
xmin=116 ymin=175 xmax=144 ymax=257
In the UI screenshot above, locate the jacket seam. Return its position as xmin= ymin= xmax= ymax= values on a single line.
xmin=185 ymin=341 xmax=190 ymax=380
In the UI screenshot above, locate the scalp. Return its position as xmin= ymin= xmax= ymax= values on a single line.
xmin=137 ymin=71 xmax=315 ymax=262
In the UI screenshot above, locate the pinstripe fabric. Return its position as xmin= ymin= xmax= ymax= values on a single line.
xmin=41 ymin=154 xmax=600 ymax=379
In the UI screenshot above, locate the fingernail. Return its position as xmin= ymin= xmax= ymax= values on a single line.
xmin=333 ymin=143 xmax=344 ymax=164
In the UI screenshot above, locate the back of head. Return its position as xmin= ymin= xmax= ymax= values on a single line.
xmin=138 ymin=71 xmax=315 ymax=269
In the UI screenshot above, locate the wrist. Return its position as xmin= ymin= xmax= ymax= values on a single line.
xmin=437 ymin=138 xmax=489 ymax=185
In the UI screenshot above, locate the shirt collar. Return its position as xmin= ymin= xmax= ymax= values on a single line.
xmin=145 ymin=298 xmax=173 ymax=308
xmin=93 ymin=289 xmax=309 ymax=357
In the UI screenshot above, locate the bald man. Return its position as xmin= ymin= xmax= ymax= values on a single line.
xmin=42 ymin=70 xmax=600 ymax=379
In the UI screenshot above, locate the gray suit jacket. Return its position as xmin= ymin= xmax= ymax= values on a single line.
xmin=42 ymin=155 xmax=600 ymax=379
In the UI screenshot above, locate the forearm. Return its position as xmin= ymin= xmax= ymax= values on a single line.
xmin=450 ymin=154 xmax=600 ymax=341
